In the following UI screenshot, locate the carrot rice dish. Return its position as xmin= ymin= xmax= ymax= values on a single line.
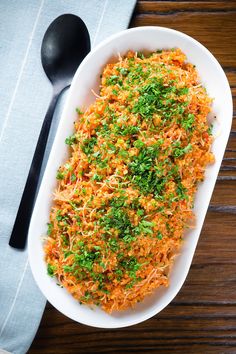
xmin=45 ymin=49 xmax=214 ymax=313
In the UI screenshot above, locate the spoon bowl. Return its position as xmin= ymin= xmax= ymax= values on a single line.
xmin=41 ymin=14 xmax=90 ymax=89
xmin=9 ymin=14 xmax=90 ymax=249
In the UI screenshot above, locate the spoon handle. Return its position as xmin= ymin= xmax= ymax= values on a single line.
xmin=9 ymin=89 xmax=61 ymax=249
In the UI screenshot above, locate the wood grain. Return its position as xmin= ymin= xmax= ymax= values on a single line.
xmin=29 ymin=1 xmax=236 ymax=353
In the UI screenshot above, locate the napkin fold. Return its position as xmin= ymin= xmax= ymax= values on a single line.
xmin=0 ymin=1 xmax=136 ymax=353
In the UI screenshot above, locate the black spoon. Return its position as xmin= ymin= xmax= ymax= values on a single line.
xmin=9 ymin=14 xmax=90 ymax=249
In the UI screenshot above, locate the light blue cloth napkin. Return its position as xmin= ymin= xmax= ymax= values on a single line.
xmin=0 ymin=1 xmax=136 ymax=353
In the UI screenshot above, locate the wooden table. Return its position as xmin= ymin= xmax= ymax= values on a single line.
xmin=29 ymin=1 xmax=236 ymax=353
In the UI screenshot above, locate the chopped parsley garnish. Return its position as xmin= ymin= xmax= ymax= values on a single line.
xmin=173 ymin=143 xmax=192 ymax=158
xmin=56 ymin=170 xmax=64 ymax=180
xmin=65 ymin=134 xmax=77 ymax=146
xmin=135 ymin=220 xmax=155 ymax=235
xmin=76 ymin=107 xmax=83 ymax=115
xmin=81 ymin=137 xmax=97 ymax=155
xmin=47 ymin=223 xmax=53 ymax=235
xmin=47 ymin=264 xmax=56 ymax=277
xmin=182 ymin=113 xmax=195 ymax=130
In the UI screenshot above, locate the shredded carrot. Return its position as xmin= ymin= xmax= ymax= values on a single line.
xmin=44 ymin=49 xmax=214 ymax=313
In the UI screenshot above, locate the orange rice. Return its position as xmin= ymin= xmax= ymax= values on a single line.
xmin=44 ymin=49 xmax=214 ymax=313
